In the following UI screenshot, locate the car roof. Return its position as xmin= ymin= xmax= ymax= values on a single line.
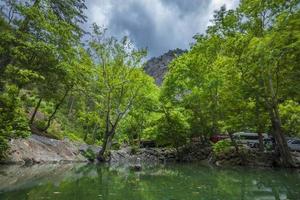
xmin=233 ymin=132 xmax=267 ymax=136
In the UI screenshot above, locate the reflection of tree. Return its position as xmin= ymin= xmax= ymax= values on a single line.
xmin=1 ymin=164 xmax=300 ymax=200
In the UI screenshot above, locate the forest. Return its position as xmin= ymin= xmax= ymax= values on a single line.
xmin=0 ymin=0 xmax=299 ymax=168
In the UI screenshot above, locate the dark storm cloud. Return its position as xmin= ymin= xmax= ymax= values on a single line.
xmin=86 ymin=0 xmax=239 ymax=57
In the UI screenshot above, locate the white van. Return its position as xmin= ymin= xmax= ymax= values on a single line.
xmin=233 ymin=132 xmax=268 ymax=148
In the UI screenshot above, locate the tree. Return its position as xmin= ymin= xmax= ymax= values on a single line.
xmin=160 ymin=0 xmax=300 ymax=167
xmin=155 ymin=103 xmax=190 ymax=152
xmin=88 ymin=25 xmax=151 ymax=161
xmin=235 ymin=0 xmax=300 ymax=167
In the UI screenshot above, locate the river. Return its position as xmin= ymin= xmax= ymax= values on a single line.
xmin=0 ymin=163 xmax=299 ymax=200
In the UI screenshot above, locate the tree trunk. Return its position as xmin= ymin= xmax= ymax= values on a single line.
xmin=83 ymin=128 xmax=89 ymax=142
xmin=92 ymin=124 xmax=98 ymax=143
xmin=29 ymin=97 xmax=42 ymax=125
xmin=68 ymin=96 xmax=75 ymax=118
xmin=42 ymin=88 xmax=69 ymax=131
xmin=269 ymin=107 xmax=295 ymax=167
xmin=265 ymin=72 xmax=295 ymax=167
xmin=258 ymin=132 xmax=264 ymax=152
xmin=97 ymin=122 xmax=119 ymax=162
xmin=255 ymin=98 xmax=264 ymax=152
xmin=97 ymin=131 xmax=111 ymax=162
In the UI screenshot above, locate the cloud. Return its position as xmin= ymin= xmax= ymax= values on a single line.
xmin=86 ymin=0 xmax=239 ymax=57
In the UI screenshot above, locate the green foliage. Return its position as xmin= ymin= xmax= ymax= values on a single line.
xmin=130 ymin=145 xmax=139 ymax=155
xmin=161 ymin=0 xmax=300 ymax=148
xmin=0 ymin=0 xmax=89 ymax=144
xmin=213 ymin=140 xmax=232 ymax=155
xmin=82 ymin=148 xmax=96 ymax=161
xmin=0 ymin=136 xmax=9 ymax=160
xmin=0 ymin=84 xmax=30 ymax=139
xmin=155 ymin=104 xmax=190 ymax=149
xmin=279 ymin=100 xmax=300 ymax=137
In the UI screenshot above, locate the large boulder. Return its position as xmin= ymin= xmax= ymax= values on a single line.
xmin=3 ymin=134 xmax=88 ymax=164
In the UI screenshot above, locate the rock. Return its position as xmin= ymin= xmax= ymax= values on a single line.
xmin=178 ymin=143 xmax=212 ymax=162
xmin=144 ymin=49 xmax=186 ymax=85
xmin=291 ymin=151 xmax=300 ymax=166
xmin=130 ymin=158 xmax=142 ymax=171
xmin=2 ymin=134 xmax=88 ymax=164
xmin=108 ymin=142 xmax=211 ymax=167
xmin=78 ymin=144 xmax=102 ymax=155
xmin=212 ymin=149 xmax=278 ymax=168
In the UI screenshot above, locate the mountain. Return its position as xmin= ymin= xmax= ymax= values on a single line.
xmin=144 ymin=48 xmax=186 ymax=85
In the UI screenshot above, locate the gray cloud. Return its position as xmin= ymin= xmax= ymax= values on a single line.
xmin=86 ymin=0 xmax=239 ymax=57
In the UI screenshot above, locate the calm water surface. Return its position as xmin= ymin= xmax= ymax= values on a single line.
xmin=0 ymin=163 xmax=299 ymax=200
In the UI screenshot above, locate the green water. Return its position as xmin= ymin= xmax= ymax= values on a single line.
xmin=0 ymin=163 xmax=299 ymax=200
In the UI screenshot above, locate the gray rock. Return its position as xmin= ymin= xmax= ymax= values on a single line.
xmin=109 ymin=143 xmax=211 ymax=167
xmin=3 ymin=134 xmax=88 ymax=164
xmin=212 ymin=149 xmax=279 ymax=167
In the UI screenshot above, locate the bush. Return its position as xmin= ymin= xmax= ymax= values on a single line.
xmin=213 ymin=140 xmax=232 ymax=155
xmin=34 ymin=120 xmax=47 ymax=130
xmin=279 ymin=100 xmax=300 ymax=137
xmin=130 ymin=145 xmax=139 ymax=155
xmin=155 ymin=106 xmax=190 ymax=149
xmin=0 ymin=85 xmax=30 ymax=160
xmin=47 ymin=121 xmax=63 ymax=139
xmin=0 ymin=85 xmax=30 ymax=138
xmin=0 ymin=136 xmax=9 ymax=160
xmin=82 ymin=148 xmax=96 ymax=161
xmin=33 ymin=120 xmax=63 ymax=140
xmin=63 ymin=131 xmax=83 ymax=142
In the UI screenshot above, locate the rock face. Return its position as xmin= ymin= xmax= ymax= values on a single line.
xmin=144 ymin=48 xmax=186 ymax=85
xmin=3 ymin=134 xmax=88 ymax=164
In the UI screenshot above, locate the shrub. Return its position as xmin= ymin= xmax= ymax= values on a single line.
xmin=63 ymin=131 xmax=83 ymax=142
xmin=130 ymin=145 xmax=139 ymax=155
xmin=0 ymin=136 xmax=9 ymax=160
xmin=213 ymin=140 xmax=232 ymax=155
xmin=0 ymin=84 xmax=30 ymax=139
xmin=82 ymin=148 xmax=96 ymax=161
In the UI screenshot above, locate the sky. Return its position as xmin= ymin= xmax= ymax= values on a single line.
xmin=85 ymin=0 xmax=239 ymax=57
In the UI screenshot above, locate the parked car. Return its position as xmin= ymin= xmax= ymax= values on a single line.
xmin=287 ymin=139 xmax=300 ymax=152
xmin=233 ymin=132 xmax=268 ymax=148
xmin=210 ymin=134 xmax=229 ymax=143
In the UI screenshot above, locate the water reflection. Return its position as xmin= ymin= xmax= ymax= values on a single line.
xmin=0 ymin=163 xmax=299 ymax=200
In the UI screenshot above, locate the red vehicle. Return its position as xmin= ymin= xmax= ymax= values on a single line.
xmin=210 ymin=134 xmax=229 ymax=143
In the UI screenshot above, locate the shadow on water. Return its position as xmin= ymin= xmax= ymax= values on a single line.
xmin=0 ymin=163 xmax=299 ymax=200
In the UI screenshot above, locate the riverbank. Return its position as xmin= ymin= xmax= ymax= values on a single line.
xmin=0 ymin=134 xmax=211 ymax=166
xmin=1 ymin=134 xmax=300 ymax=168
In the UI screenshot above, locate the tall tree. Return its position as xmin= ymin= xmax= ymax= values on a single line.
xmin=88 ymin=25 xmax=151 ymax=161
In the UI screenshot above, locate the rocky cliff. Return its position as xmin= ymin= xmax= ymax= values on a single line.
xmin=144 ymin=48 xmax=186 ymax=85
